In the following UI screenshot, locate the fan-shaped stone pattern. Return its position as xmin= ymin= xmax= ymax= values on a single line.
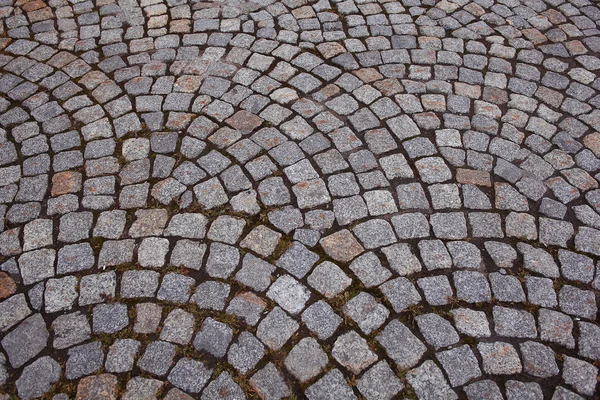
xmin=1 ymin=0 xmax=600 ymax=398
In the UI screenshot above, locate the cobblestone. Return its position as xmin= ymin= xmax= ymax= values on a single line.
xmin=1 ymin=0 xmax=600 ymax=397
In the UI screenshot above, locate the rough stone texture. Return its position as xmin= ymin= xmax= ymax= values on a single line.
xmin=66 ymin=341 xmax=104 ymax=379
xmin=344 ymin=292 xmax=389 ymax=334
xmin=194 ymin=317 xmax=233 ymax=358
xmin=2 ymin=314 xmax=48 ymax=368
xmin=2 ymin=0 xmax=600 ymax=396
xmin=250 ymin=363 xmax=290 ymax=400
xmin=227 ymin=332 xmax=265 ymax=374
xmin=562 ymin=356 xmax=598 ymax=396
xmin=266 ymin=275 xmax=311 ymax=315
xmin=406 ymin=360 xmax=458 ymax=400
xmin=357 ymin=361 xmax=403 ymax=400
xmin=122 ymin=377 xmax=164 ymax=400
xmin=75 ymin=374 xmax=118 ymax=400
xmin=105 ymin=339 xmax=140 ymax=373
xmin=284 ymin=338 xmax=328 ymax=382
xmin=478 ymin=342 xmax=522 ymax=375
xmin=520 ymin=341 xmax=560 ymax=378
xmin=376 ymin=320 xmax=426 ymax=369
xmin=15 ymin=356 xmax=61 ymax=399
xmin=332 ymin=331 xmax=378 ymax=374
xmin=201 ymin=372 xmax=245 ymax=400
xmin=257 ymin=307 xmax=298 ymax=350
xmin=436 ymin=345 xmax=481 ymax=387
xmin=168 ymin=358 xmax=212 ymax=394
xmin=305 ymin=369 xmax=357 ymax=399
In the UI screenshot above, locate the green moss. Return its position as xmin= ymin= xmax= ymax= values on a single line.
xmin=89 ymin=236 xmax=105 ymax=256
xmin=268 ymin=236 xmax=292 ymax=263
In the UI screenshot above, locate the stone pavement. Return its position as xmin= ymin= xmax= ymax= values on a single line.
xmin=0 ymin=0 xmax=600 ymax=398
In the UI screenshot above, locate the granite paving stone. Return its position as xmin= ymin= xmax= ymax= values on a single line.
xmin=2 ymin=0 xmax=600 ymax=397
xmin=406 ymin=360 xmax=458 ymax=400
xmin=284 ymin=337 xmax=328 ymax=382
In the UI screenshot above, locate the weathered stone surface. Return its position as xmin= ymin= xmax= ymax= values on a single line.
xmin=376 ymin=320 xmax=426 ymax=369
xmin=3 ymin=1 xmax=600 ymax=396
xmin=319 ymin=229 xmax=364 ymax=262
xmin=168 ymin=358 xmax=212 ymax=394
xmin=75 ymin=374 xmax=118 ymax=400
xmin=332 ymin=331 xmax=378 ymax=374
xmin=16 ymin=356 xmax=61 ymax=400
xmin=285 ymin=338 xmax=328 ymax=382
xmin=2 ymin=314 xmax=48 ymax=368
xmin=406 ymin=360 xmax=457 ymax=400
